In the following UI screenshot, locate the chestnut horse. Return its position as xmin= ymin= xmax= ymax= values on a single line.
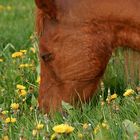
xmin=35 ymin=0 xmax=140 ymax=112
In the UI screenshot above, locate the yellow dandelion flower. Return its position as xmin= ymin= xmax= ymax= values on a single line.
xmin=11 ymin=117 xmax=16 ymax=123
xmin=16 ymin=84 xmax=26 ymax=90
xmin=19 ymin=89 xmax=27 ymax=97
xmin=0 ymin=5 xmax=5 ymax=12
xmin=78 ymin=133 xmax=83 ymax=139
xmin=2 ymin=110 xmax=9 ymax=115
xmin=110 ymin=93 xmax=117 ymax=100
xmin=36 ymin=76 xmax=40 ymax=84
xmin=102 ymin=122 xmax=109 ymax=129
xmin=19 ymin=63 xmax=33 ymax=68
xmin=123 ymin=89 xmax=135 ymax=97
xmin=3 ymin=135 xmax=9 ymax=140
xmin=51 ymin=133 xmax=57 ymax=140
xmin=5 ymin=117 xmax=11 ymax=123
xmin=12 ymin=52 xmax=23 ymax=58
xmin=93 ymin=124 xmax=100 ymax=134
xmin=65 ymin=125 xmax=74 ymax=133
xmin=20 ymin=50 xmax=27 ymax=54
xmin=53 ymin=124 xmax=74 ymax=134
xmin=6 ymin=6 xmax=12 ymax=11
xmin=36 ymin=123 xmax=44 ymax=130
xmin=32 ymin=129 xmax=37 ymax=136
xmin=106 ymin=93 xmax=117 ymax=103
xmin=30 ymin=47 xmax=36 ymax=53
xmin=0 ymin=58 xmax=3 ymax=62
xmin=10 ymin=103 xmax=19 ymax=110
xmin=83 ymin=123 xmax=89 ymax=129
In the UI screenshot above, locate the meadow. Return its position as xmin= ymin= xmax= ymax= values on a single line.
xmin=0 ymin=0 xmax=140 ymax=139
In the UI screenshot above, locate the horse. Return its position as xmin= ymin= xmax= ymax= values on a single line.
xmin=35 ymin=0 xmax=140 ymax=113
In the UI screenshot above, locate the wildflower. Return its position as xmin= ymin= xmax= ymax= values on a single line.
xmin=106 ymin=93 xmax=117 ymax=103
xmin=36 ymin=76 xmax=40 ymax=84
xmin=123 ymin=89 xmax=135 ymax=97
xmin=10 ymin=103 xmax=19 ymax=110
xmin=16 ymin=84 xmax=26 ymax=90
xmin=5 ymin=117 xmax=16 ymax=123
xmin=102 ymin=122 xmax=109 ymax=129
xmin=2 ymin=110 xmax=9 ymax=115
xmin=110 ymin=93 xmax=117 ymax=100
xmin=0 ymin=58 xmax=3 ymax=62
xmin=0 ymin=5 xmax=5 ymax=12
xmin=18 ymin=89 xmax=27 ymax=97
xmin=10 ymin=117 xmax=16 ymax=123
xmin=12 ymin=52 xmax=23 ymax=58
xmin=6 ymin=6 xmax=12 ymax=11
xmin=51 ymin=133 xmax=57 ymax=140
xmin=83 ymin=123 xmax=89 ymax=129
xmin=53 ymin=124 xmax=74 ymax=134
xmin=36 ymin=123 xmax=44 ymax=130
xmin=20 ymin=50 xmax=27 ymax=54
xmin=78 ymin=133 xmax=83 ymax=139
xmin=5 ymin=117 xmax=11 ymax=123
xmin=93 ymin=124 xmax=100 ymax=134
xmin=3 ymin=135 xmax=9 ymax=140
xmin=32 ymin=129 xmax=37 ymax=136
xmin=30 ymin=47 xmax=36 ymax=53
xmin=19 ymin=64 xmax=33 ymax=68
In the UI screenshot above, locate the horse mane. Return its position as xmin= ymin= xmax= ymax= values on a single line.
xmin=35 ymin=0 xmax=57 ymax=36
xmin=36 ymin=8 xmax=46 ymax=36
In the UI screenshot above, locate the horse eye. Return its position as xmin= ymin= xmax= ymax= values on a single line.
xmin=41 ymin=52 xmax=54 ymax=62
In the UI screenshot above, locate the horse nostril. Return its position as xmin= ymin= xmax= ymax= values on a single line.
xmin=41 ymin=52 xmax=54 ymax=62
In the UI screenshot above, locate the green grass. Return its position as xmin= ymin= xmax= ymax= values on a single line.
xmin=0 ymin=0 xmax=140 ymax=140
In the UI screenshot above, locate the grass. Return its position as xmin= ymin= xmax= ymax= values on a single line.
xmin=0 ymin=0 xmax=140 ymax=139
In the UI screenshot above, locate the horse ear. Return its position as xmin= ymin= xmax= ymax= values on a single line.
xmin=35 ymin=0 xmax=57 ymax=20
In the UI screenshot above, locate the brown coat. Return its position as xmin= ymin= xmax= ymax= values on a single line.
xmin=35 ymin=0 xmax=140 ymax=112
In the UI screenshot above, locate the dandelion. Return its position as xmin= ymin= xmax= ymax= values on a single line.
xmin=5 ymin=117 xmax=16 ymax=123
xmin=30 ymin=47 xmax=36 ymax=53
xmin=32 ymin=129 xmax=37 ymax=136
xmin=18 ymin=89 xmax=27 ymax=97
xmin=83 ymin=123 xmax=89 ymax=129
xmin=51 ymin=133 xmax=57 ymax=140
xmin=10 ymin=117 xmax=16 ymax=123
xmin=12 ymin=52 xmax=23 ymax=58
xmin=93 ymin=124 xmax=100 ymax=134
xmin=110 ymin=93 xmax=117 ymax=100
xmin=16 ymin=84 xmax=26 ymax=90
xmin=106 ymin=93 xmax=117 ymax=103
xmin=10 ymin=103 xmax=19 ymax=110
xmin=6 ymin=6 xmax=12 ymax=11
xmin=78 ymin=133 xmax=83 ymax=139
xmin=102 ymin=122 xmax=109 ymax=129
xmin=20 ymin=50 xmax=27 ymax=54
xmin=3 ymin=135 xmax=9 ymax=140
xmin=36 ymin=76 xmax=40 ymax=84
xmin=53 ymin=124 xmax=74 ymax=134
xmin=36 ymin=123 xmax=44 ymax=130
xmin=0 ymin=58 xmax=3 ymax=62
xmin=2 ymin=110 xmax=9 ymax=115
xmin=123 ymin=89 xmax=135 ymax=97
xmin=5 ymin=117 xmax=11 ymax=123
xmin=0 ymin=5 xmax=5 ymax=12
xmin=19 ymin=64 xmax=33 ymax=68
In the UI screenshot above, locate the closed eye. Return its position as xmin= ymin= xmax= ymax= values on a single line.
xmin=40 ymin=52 xmax=54 ymax=63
